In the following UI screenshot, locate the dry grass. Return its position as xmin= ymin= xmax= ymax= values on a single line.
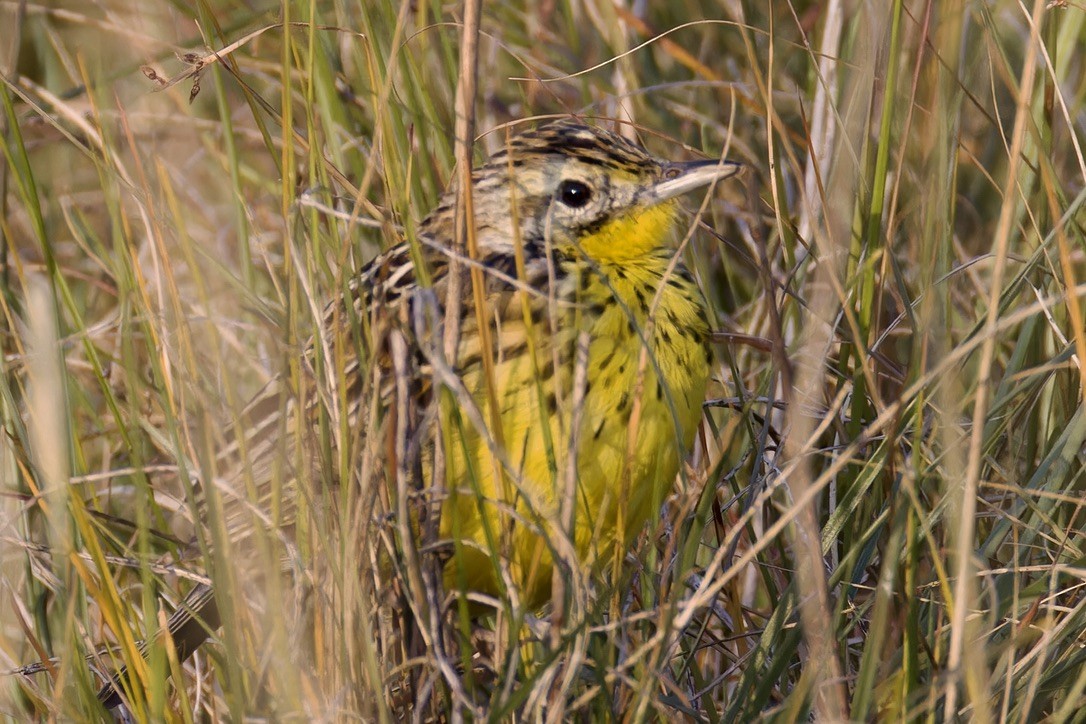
xmin=2 ymin=0 xmax=1085 ymax=720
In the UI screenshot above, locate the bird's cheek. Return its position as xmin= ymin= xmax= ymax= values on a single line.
xmin=577 ymin=203 xmax=677 ymax=263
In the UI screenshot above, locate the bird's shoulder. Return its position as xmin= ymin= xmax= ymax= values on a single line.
xmin=344 ymin=232 xmax=573 ymax=320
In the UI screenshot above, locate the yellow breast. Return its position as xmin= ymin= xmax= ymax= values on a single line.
xmin=440 ymin=254 xmax=710 ymax=608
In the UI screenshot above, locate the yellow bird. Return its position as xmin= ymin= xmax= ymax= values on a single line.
xmin=98 ymin=119 xmax=741 ymax=706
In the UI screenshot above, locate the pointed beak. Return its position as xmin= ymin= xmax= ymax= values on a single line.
xmin=650 ymin=158 xmax=743 ymax=203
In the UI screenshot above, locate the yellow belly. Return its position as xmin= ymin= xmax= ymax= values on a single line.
xmin=439 ymin=262 xmax=710 ymax=609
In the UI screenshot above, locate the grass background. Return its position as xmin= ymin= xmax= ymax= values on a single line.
xmin=2 ymin=0 xmax=1085 ymax=720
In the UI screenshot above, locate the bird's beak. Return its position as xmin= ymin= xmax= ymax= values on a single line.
xmin=650 ymin=158 xmax=743 ymax=203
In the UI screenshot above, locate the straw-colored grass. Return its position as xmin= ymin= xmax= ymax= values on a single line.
xmin=2 ymin=0 xmax=1084 ymax=720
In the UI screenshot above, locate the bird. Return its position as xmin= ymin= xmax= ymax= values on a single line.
xmin=96 ymin=118 xmax=742 ymax=708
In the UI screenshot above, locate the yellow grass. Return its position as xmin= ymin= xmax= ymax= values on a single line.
xmin=2 ymin=0 xmax=1085 ymax=720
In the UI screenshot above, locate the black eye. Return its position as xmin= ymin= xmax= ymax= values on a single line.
xmin=556 ymin=179 xmax=593 ymax=209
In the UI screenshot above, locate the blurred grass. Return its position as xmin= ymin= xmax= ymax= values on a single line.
xmin=2 ymin=0 xmax=1085 ymax=720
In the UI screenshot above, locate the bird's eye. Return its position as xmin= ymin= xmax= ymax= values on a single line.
xmin=556 ymin=179 xmax=593 ymax=209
